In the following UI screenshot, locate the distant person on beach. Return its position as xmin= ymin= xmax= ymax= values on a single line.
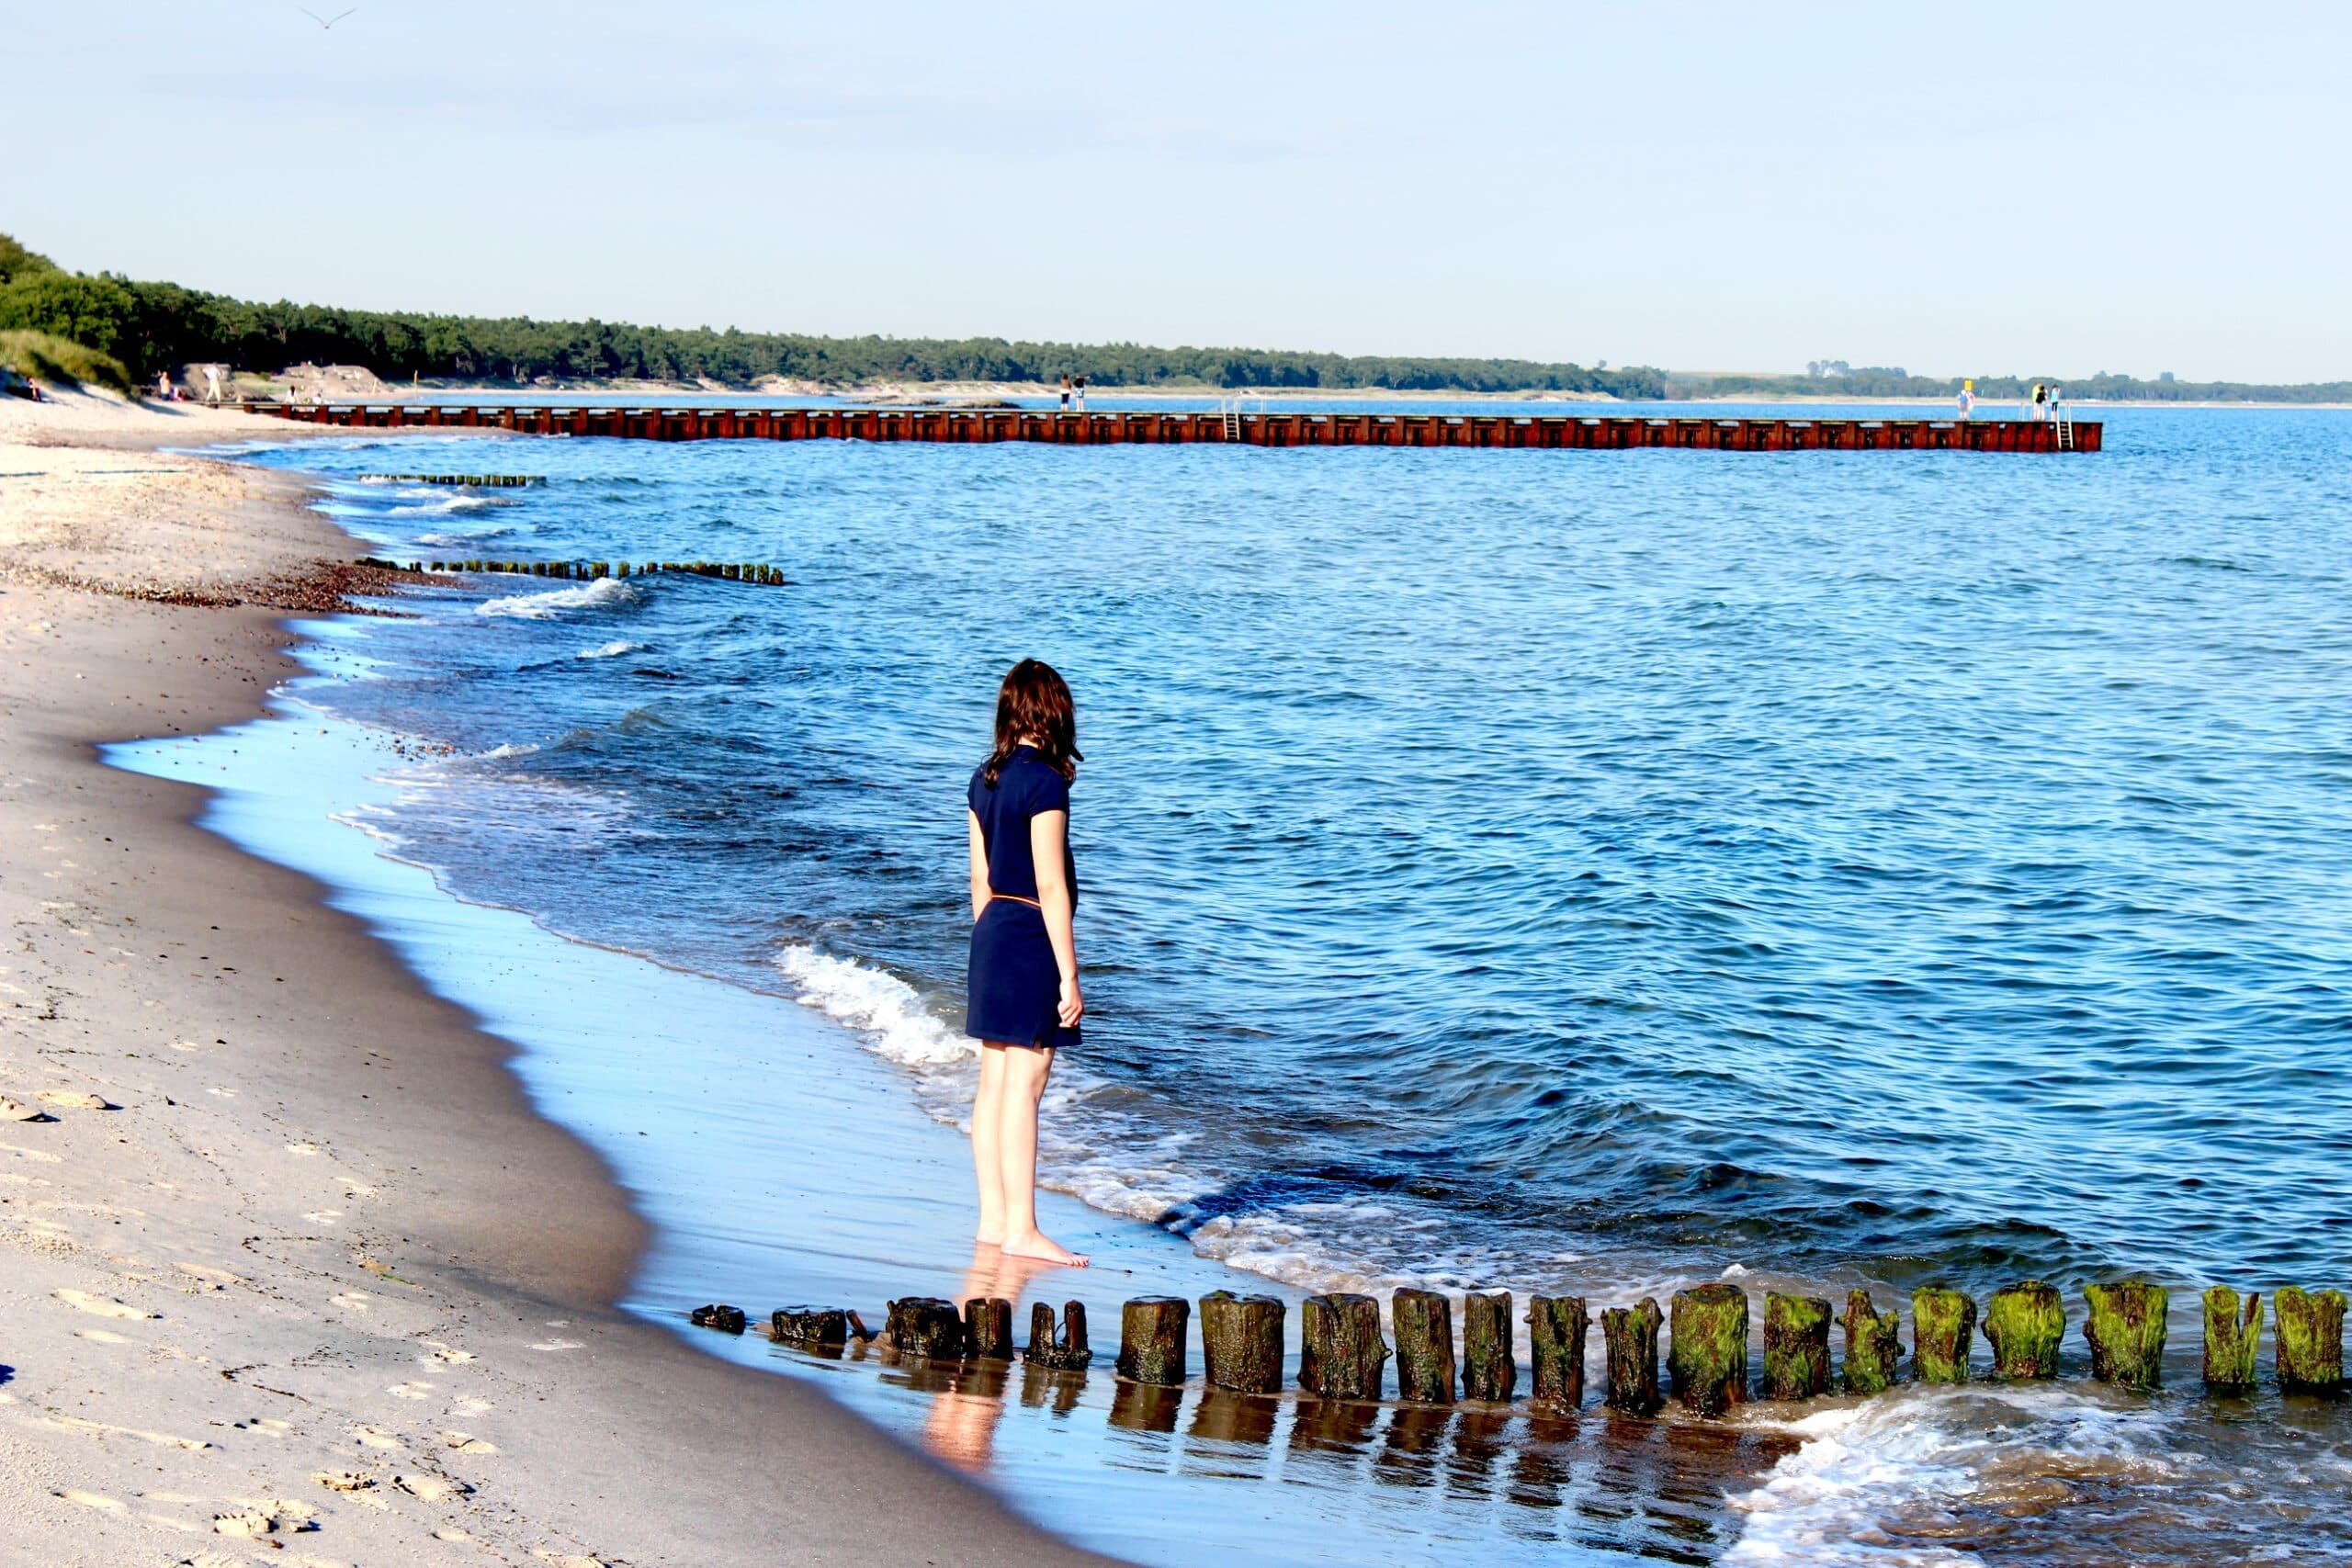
xmin=1958 ymin=379 xmax=1975 ymax=420
xmin=204 ymin=365 xmax=222 ymax=405
xmin=964 ymin=659 xmax=1088 ymax=1267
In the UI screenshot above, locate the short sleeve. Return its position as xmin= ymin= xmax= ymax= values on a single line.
xmin=1024 ymin=763 xmax=1069 ymax=817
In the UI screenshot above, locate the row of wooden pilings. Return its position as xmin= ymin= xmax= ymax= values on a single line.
xmin=693 ymin=1280 xmax=2346 ymax=1415
xmin=359 ymin=556 xmax=787 ymax=586
xmin=256 ymin=400 xmax=2103 ymax=454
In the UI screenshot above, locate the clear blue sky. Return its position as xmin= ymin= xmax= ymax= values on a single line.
xmin=16 ymin=2 xmax=2349 ymax=381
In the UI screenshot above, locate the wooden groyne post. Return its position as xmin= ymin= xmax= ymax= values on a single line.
xmin=1023 ymin=1300 xmax=1092 ymax=1371
xmin=1668 ymin=1284 xmax=1748 ymax=1416
xmin=1527 ymin=1295 xmax=1589 ymax=1410
xmin=1390 ymin=1288 xmax=1457 ymax=1404
xmin=963 ymin=1296 xmax=1016 ymax=1362
xmin=1199 ymin=1291 xmax=1284 ymax=1394
xmin=2203 ymin=1286 xmax=2262 ymax=1391
xmin=1763 ymin=1293 xmax=1834 ymax=1401
xmin=1462 ymin=1291 xmax=1515 ymax=1403
xmin=2276 ymin=1286 xmax=2346 ymax=1393
xmin=1912 ymin=1287 xmax=1976 ymax=1382
xmin=1299 ymin=1293 xmax=1387 ymax=1401
xmin=1602 ymin=1298 xmax=1663 ymax=1416
xmin=1117 ymin=1297 xmax=1191 ymax=1385
xmin=1843 ymin=1291 xmax=1904 ymax=1393
xmin=1984 ymin=1281 xmax=2065 ymax=1380
xmin=2083 ymin=1280 xmax=2167 ymax=1391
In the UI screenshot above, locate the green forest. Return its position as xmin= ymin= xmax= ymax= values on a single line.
xmin=5 ymin=231 xmax=2347 ymax=401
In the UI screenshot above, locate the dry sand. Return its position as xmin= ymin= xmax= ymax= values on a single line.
xmin=0 ymin=390 xmax=1114 ymax=1566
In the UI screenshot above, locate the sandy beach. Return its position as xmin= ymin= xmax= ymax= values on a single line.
xmin=0 ymin=390 xmax=1114 ymax=1566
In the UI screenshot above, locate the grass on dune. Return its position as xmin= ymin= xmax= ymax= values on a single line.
xmin=0 ymin=329 xmax=135 ymax=395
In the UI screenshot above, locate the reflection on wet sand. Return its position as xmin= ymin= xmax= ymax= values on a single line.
xmin=914 ymin=1245 xmax=1072 ymax=1471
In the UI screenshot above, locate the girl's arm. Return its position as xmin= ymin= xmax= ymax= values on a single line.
xmin=967 ymin=809 xmax=990 ymax=921
xmin=1030 ymin=808 xmax=1082 ymax=1027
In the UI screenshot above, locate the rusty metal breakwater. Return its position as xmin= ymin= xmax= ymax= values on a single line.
xmin=248 ymin=401 xmax=2101 ymax=454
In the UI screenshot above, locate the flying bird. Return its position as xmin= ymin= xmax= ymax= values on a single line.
xmin=296 ymin=6 xmax=357 ymax=27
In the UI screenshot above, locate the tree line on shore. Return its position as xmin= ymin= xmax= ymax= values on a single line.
xmin=4 ymin=232 xmax=2346 ymax=402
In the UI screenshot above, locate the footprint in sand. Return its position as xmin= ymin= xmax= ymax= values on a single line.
xmin=528 ymin=1338 xmax=585 ymax=1352
xmin=330 ymin=1291 xmax=372 ymax=1313
xmin=422 ymin=1341 xmax=474 ymax=1364
xmin=175 ymin=1262 xmax=242 ymax=1288
xmin=441 ymin=1431 xmax=499 ymax=1454
xmin=38 ymin=1090 xmax=116 ymax=1111
xmin=394 ymin=1472 xmax=475 ymax=1503
xmin=284 ymin=1142 xmax=320 ymax=1156
xmin=53 ymin=1489 xmax=127 ymax=1513
xmin=54 ymin=1288 xmax=156 ymax=1320
xmin=349 ymin=1423 xmax=402 ymax=1450
xmin=386 ymin=1381 xmax=435 ymax=1400
xmin=76 ymin=1328 xmax=133 ymax=1345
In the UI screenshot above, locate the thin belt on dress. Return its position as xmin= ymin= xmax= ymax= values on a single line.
xmin=987 ymin=891 xmax=1042 ymax=909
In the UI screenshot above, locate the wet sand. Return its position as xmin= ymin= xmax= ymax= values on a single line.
xmin=0 ymin=390 xmax=1114 ymax=1565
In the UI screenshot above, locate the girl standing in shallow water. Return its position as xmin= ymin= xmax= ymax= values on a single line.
xmin=965 ymin=660 xmax=1089 ymax=1267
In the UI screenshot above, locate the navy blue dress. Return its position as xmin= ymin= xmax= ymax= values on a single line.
xmin=966 ymin=746 xmax=1080 ymax=1049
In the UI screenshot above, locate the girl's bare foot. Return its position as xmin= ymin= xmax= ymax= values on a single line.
xmin=974 ymin=1230 xmax=1005 ymax=1247
xmin=1001 ymin=1229 xmax=1089 ymax=1267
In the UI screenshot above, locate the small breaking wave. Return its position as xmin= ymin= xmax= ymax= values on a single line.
xmin=577 ymin=639 xmax=647 ymax=660
xmin=476 ymin=578 xmax=642 ymax=620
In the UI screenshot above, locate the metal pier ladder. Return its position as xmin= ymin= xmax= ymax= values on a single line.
xmin=1217 ymin=396 xmax=1243 ymax=442
xmin=2054 ymin=412 xmax=2075 ymax=451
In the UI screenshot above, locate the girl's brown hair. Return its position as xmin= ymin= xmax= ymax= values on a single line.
xmin=982 ymin=659 xmax=1080 ymax=786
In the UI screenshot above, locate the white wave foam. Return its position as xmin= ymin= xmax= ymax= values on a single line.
xmin=477 ymin=741 xmax=541 ymax=761
xmin=476 ymin=578 xmax=642 ymax=620
xmin=1725 ymin=1385 xmax=2183 ymax=1566
xmin=577 ymin=640 xmax=646 ymax=660
xmin=774 ymin=947 xmax=975 ymax=1068
xmin=390 ymin=494 xmax=507 ymax=516
xmin=417 ymin=526 xmax=515 ymax=547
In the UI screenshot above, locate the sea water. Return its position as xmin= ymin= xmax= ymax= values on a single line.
xmin=148 ymin=402 xmax=2352 ymax=1562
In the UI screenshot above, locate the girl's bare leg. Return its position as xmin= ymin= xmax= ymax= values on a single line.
xmin=972 ymin=1043 xmax=1009 ymax=1246
xmin=996 ymin=1044 xmax=1088 ymax=1267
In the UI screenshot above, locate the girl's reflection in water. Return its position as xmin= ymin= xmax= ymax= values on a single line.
xmin=922 ymin=1245 xmax=1065 ymax=1472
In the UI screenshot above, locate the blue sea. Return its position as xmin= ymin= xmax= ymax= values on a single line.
xmin=151 ymin=401 xmax=2352 ymax=1563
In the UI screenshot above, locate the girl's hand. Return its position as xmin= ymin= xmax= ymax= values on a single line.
xmin=1057 ymin=975 xmax=1084 ymax=1028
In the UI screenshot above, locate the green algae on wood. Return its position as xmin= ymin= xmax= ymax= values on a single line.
xmin=1023 ymin=1300 xmax=1092 ymax=1371
xmin=2201 ymin=1286 xmax=2262 ymax=1391
xmin=1983 ymin=1281 xmax=2065 ymax=1380
xmin=1299 ymin=1292 xmax=1388 ymax=1401
xmin=1461 ymin=1291 xmax=1516 ymax=1403
xmin=2275 ymin=1286 xmax=2346 ymax=1393
xmin=1602 ymin=1297 xmax=1663 ymax=1416
xmin=2082 ymin=1280 xmax=2167 ymax=1391
xmin=1528 ymin=1295 xmax=1589 ymax=1410
xmin=1116 ymin=1297 xmax=1191 ymax=1385
xmin=1911 ymin=1287 xmax=1975 ymax=1383
xmin=1391 ymin=1288 xmax=1458 ymax=1404
xmin=1668 ymin=1283 xmax=1749 ymax=1416
xmin=1199 ymin=1291 xmax=1285 ymax=1394
xmin=1843 ymin=1291 xmax=1904 ymax=1394
xmin=1762 ymin=1293 xmax=1833 ymax=1402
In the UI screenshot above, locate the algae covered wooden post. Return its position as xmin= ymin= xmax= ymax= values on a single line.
xmin=2275 ymin=1286 xmax=2346 ymax=1393
xmin=1668 ymin=1284 xmax=1749 ymax=1416
xmin=1528 ymin=1295 xmax=1589 ymax=1410
xmin=2201 ymin=1286 xmax=2262 ymax=1391
xmin=1199 ymin=1291 xmax=1285 ymax=1394
xmin=1983 ymin=1281 xmax=2065 ymax=1380
xmin=2082 ymin=1280 xmax=2167 ymax=1390
xmin=1911 ymin=1287 xmax=1975 ymax=1383
xmin=1843 ymin=1291 xmax=1904 ymax=1394
xmin=1299 ymin=1293 xmax=1388 ymax=1400
xmin=1117 ymin=1297 xmax=1191 ymax=1386
xmin=1391 ymin=1288 xmax=1457 ymax=1404
xmin=963 ymin=1296 xmax=1015 ymax=1362
xmin=1762 ymin=1293 xmax=1833 ymax=1401
xmin=1462 ymin=1291 xmax=1515 ymax=1402
xmin=1602 ymin=1298 xmax=1663 ymax=1416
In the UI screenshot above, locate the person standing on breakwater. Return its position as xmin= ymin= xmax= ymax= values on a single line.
xmin=965 ymin=659 xmax=1089 ymax=1267
xmin=1958 ymin=379 xmax=1975 ymax=420
xmin=1058 ymin=375 xmax=1072 ymax=412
